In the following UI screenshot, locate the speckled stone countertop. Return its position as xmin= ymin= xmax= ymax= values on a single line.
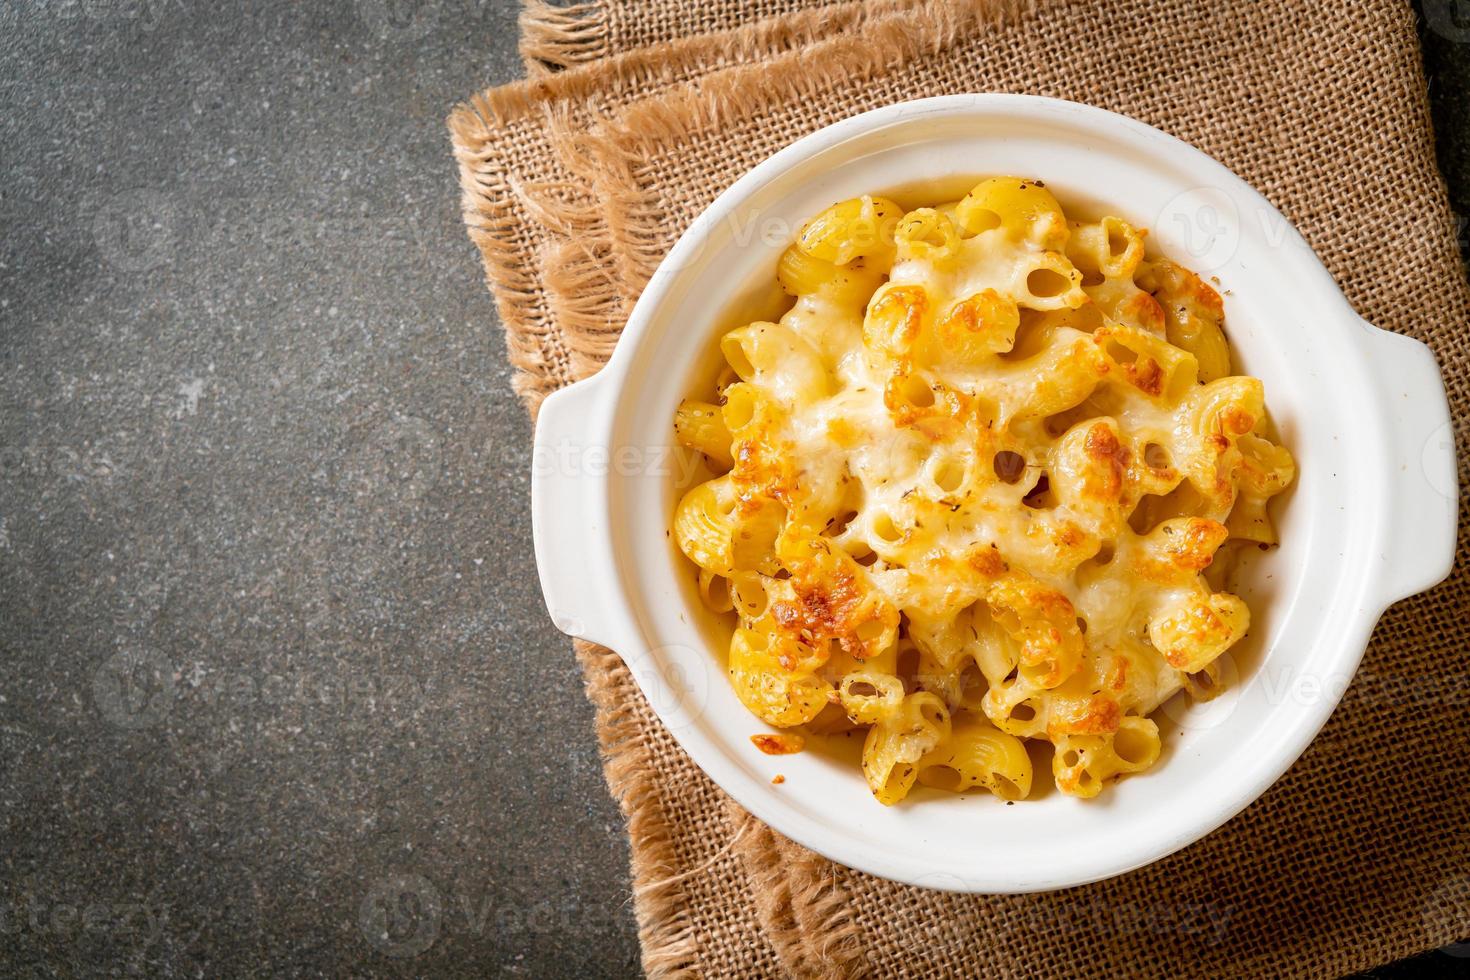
xmin=0 ymin=1 xmax=1463 ymax=976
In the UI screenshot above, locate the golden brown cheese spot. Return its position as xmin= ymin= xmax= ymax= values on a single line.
xmin=941 ymin=290 xmax=1001 ymax=329
xmin=1137 ymin=519 xmax=1229 ymax=584
xmin=1222 ymin=407 xmax=1257 ymax=436
xmin=987 ymin=575 xmax=1084 ymax=686
xmin=1082 ymin=422 xmax=1131 ymax=499
xmin=1120 ymin=292 xmax=1166 ymax=334
xmin=1160 ymin=605 xmax=1229 ymax=669
xmin=1025 ymin=520 xmax=1098 ymax=572
xmin=1048 ymin=695 xmax=1121 ymax=737
xmin=1159 ymin=259 xmax=1225 ymax=320
xmin=865 ymin=286 xmax=927 ymax=354
xmin=1023 ymin=585 xmax=1074 ymax=622
xmin=1168 ymin=518 xmax=1229 ymax=570
xmin=1129 ymin=357 xmax=1164 ymax=396
xmin=969 ymin=546 xmax=1009 ymax=578
xmin=751 ymin=733 xmax=806 ymax=755
xmin=1095 ymin=328 xmax=1165 ymax=396
xmin=771 ymin=566 xmax=891 ymax=659
xmin=1054 ymin=523 xmax=1087 ymax=549
xmin=936 ymin=289 xmax=1019 ymax=354
xmin=763 ymin=633 xmax=828 ymax=674
xmin=772 ymin=576 xmax=857 ymax=637
xmin=732 ymin=437 xmax=800 ymax=511
xmin=771 ymin=774 xmax=786 ymax=784
xmin=882 ymin=370 xmax=971 ymax=438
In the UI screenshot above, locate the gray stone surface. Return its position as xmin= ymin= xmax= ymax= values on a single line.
xmin=1 ymin=0 xmax=1467 ymax=977
xmin=0 ymin=0 xmax=638 ymax=975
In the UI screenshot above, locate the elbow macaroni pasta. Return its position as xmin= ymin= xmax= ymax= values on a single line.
xmin=672 ymin=177 xmax=1295 ymax=804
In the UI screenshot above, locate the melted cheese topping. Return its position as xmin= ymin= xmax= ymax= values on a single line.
xmin=672 ymin=179 xmax=1295 ymax=802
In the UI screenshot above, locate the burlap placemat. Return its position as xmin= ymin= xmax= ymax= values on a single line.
xmin=455 ymin=0 xmax=1470 ymax=975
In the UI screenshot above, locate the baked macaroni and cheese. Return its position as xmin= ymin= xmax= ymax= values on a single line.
xmin=671 ymin=178 xmax=1295 ymax=804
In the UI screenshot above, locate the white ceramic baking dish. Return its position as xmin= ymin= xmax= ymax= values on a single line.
xmin=529 ymin=95 xmax=1459 ymax=892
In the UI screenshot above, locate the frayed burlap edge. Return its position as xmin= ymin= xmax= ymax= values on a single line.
xmin=536 ymin=0 xmax=926 ymax=382
xmin=727 ymin=802 xmax=868 ymax=979
xmin=520 ymin=0 xmax=610 ymax=75
xmin=450 ymin=113 xmax=564 ymax=414
xmin=450 ymin=0 xmax=914 ymax=415
xmin=517 ymin=0 xmax=860 ymax=76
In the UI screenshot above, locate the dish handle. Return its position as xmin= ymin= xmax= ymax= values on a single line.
xmin=1362 ymin=320 xmax=1459 ymax=607
xmin=530 ymin=374 xmax=635 ymax=651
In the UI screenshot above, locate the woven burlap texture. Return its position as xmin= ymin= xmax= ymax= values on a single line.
xmin=518 ymin=0 xmax=851 ymax=73
xmin=452 ymin=0 xmax=1470 ymax=976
